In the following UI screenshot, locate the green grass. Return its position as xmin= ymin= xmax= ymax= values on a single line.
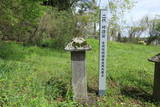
xmin=0 ymin=39 xmax=160 ymax=106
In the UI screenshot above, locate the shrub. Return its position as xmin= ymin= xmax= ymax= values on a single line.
xmin=44 ymin=77 xmax=72 ymax=100
xmin=0 ymin=42 xmax=26 ymax=60
xmin=35 ymin=9 xmax=77 ymax=49
xmin=146 ymin=36 xmax=160 ymax=45
xmin=0 ymin=0 xmax=46 ymax=42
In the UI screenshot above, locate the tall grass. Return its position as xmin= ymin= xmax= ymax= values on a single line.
xmin=0 ymin=39 xmax=160 ymax=106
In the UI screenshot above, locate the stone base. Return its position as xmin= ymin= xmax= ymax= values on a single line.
xmin=73 ymin=97 xmax=88 ymax=104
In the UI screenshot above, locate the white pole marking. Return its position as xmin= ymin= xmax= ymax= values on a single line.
xmin=99 ymin=9 xmax=108 ymax=96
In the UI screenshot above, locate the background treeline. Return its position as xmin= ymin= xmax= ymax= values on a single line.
xmin=119 ymin=16 xmax=160 ymax=45
xmin=0 ymin=0 xmax=136 ymax=48
xmin=0 ymin=0 xmax=79 ymax=48
xmin=0 ymin=0 xmax=44 ymax=42
xmin=1 ymin=0 xmax=160 ymax=47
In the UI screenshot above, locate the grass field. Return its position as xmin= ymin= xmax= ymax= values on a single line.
xmin=0 ymin=39 xmax=160 ymax=106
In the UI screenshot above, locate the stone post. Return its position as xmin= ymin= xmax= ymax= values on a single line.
xmin=148 ymin=54 xmax=160 ymax=100
xmin=65 ymin=37 xmax=91 ymax=103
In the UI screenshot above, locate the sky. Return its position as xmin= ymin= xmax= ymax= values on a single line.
xmin=98 ymin=0 xmax=107 ymax=9
xmin=125 ymin=0 xmax=160 ymax=24
xmin=98 ymin=0 xmax=160 ymax=24
xmin=97 ymin=0 xmax=160 ymax=37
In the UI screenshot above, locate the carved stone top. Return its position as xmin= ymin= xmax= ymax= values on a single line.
xmin=65 ymin=37 xmax=91 ymax=51
xmin=148 ymin=54 xmax=160 ymax=63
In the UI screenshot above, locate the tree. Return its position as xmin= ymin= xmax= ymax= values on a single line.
xmin=42 ymin=0 xmax=80 ymax=11
xmin=78 ymin=0 xmax=99 ymax=37
xmin=0 ymin=0 xmax=46 ymax=41
xmin=107 ymin=0 xmax=135 ymax=41
xmin=147 ymin=16 xmax=160 ymax=45
xmin=128 ymin=26 xmax=145 ymax=41
xmin=88 ymin=0 xmax=99 ymax=38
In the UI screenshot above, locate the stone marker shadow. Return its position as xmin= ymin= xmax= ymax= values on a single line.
xmin=121 ymin=86 xmax=160 ymax=105
xmin=87 ymin=86 xmax=98 ymax=106
xmin=88 ymin=86 xmax=99 ymax=95
xmin=121 ymin=86 xmax=152 ymax=101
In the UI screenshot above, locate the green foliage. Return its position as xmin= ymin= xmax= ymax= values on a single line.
xmin=108 ymin=0 xmax=135 ymax=40
xmin=42 ymin=0 xmax=80 ymax=11
xmin=0 ymin=0 xmax=84 ymax=47
xmin=35 ymin=9 xmax=77 ymax=48
xmin=0 ymin=41 xmax=75 ymax=106
xmin=1 ymin=40 xmax=160 ymax=106
xmin=147 ymin=36 xmax=160 ymax=45
xmin=45 ymin=77 xmax=72 ymax=100
xmin=147 ymin=18 xmax=160 ymax=44
xmin=153 ymin=18 xmax=160 ymax=31
xmin=0 ymin=0 xmax=135 ymax=47
xmin=0 ymin=0 xmax=46 ymax=41
xmin=0 ymin=42 xmax=26 ymax=60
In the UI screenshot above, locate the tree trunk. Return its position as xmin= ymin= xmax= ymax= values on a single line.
xmin=93 ymin=22 xmax=96 ymax=38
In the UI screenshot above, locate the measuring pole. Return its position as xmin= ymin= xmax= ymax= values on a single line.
xmin=99 ymin=3 xmax=108 ymax=96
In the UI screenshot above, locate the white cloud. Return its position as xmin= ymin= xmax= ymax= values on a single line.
xmin=125 ymin=0 xmax=160 ymax=24
xmin=97 ymin=0 xmax=160 ymax=25
xmin=98 ymin=0 xmax=108 ymax=9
